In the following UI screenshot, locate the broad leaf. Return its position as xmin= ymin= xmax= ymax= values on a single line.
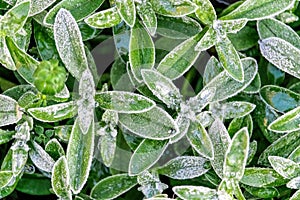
xmin=90 ymin=174 xmax=137 ymax=199
xmin=129 ymin=139 xmax=168 ymax=175
xmin=116 ymin=0 xmax=136 ymax=27
xmin=150 ymin=0 xmax=196 ymax=17
xmin=268 ymin=156 xmax=300 ymax=179
xmin=0 ymin=94 xmax=22 ymax=127
xmin=210 ymin=101 xmax=256 ymax=119
xmin=194 ymin=0 xmax=216 ymax=25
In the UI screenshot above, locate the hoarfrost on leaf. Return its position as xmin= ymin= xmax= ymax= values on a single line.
xmin=268 ymin=156 xmax=300 ymax=179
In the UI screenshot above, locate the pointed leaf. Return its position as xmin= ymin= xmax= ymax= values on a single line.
xmin=210 ymin=101 xmax=256 ymax=119
xmin=194 ymin=27 xmax=217 ymax=52
xmin=217 ymin=19 xmax=248 ymax=34
xmin=129 ymin=139 xmax=168 ymax=175
xmin=203 ymin=56 xmax=223 ymax=85
xmin=30 ymin=0 xmax=56 ymax=16
xmin=287 ymin=177 xmax=300 ymax=189
xmin=0 ymin=94 xmax=22 ymax=127
xmin=173 ymin=186 xmax=218 ymax=200
xmin=116 ymin=0 xmax=136 ymax=27
xmin=268 ymin=156 xmax=300 ymax=179
xmin=54 ymin=9 xmax=88 ymax=81
xmin=194 ymin=0 xmax=216 ymax=25
xmin=150 ymin=0 xmax=196 ymax=17
xmin=45 ymin=139 xmax=65 ymax=160
xmin=90 ymin=174 xmax=137 ymax=200
xmin=136 ymin=1 xmax=157 ymax=36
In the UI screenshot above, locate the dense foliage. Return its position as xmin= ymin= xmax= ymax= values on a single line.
xmin=1 ymin=0 xmax=300 ymax=199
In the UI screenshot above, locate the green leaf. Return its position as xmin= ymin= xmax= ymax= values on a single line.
xmin=156 ymin=15 xmax=202 ymax=39
xmin=142 ymin=69 xmax=181 ymax=108
xmin=260 ymin=85 xmax=300 ymax=113
xmin=194 ymin=0 xmax=216 ymax=25
xmin=258 ymin=131 xmax=300 ymax=166
xmin=150 ymin=0 xmax=196 ymax=17
xmin=287 ymin=177 xmax=300 ymax=189
xmin=29 ymin=0 xmax=56 ymax=16
xmin=116 ymin=0 xmax=136 ymax=27
xmin=28 ymin=101 xmax=77 ymax=122
xmin=0 ymin=94 xmax=22 ymax=127
xmin=244 ymin=73 xmax=261 ymax=94
xmin=129 ymin=21 xmax=155 ymax=82
xmin=199 ymin=57 xmax=257 ymax=102
xmin=217 ymin=19 xmax=248 ymax=34
xmin=257 ymin=18 xmax=300 ymax=49
xmin=291 ymin=190 xmax=300 ymax=200
xmin=194 ymin=27 xmax=217 ymax=52
xmin=0 ymin=1 xmax=30 ymax=36
xmin=169 ymin=115 xmax=190 ymax=143
xmin=67 ymin=118 xmax=94 ymax=194
xmin=45 ymin=138 xmax=65 ymax=160
xmin=242 ymin=185 xmax=279 ymax=199
xmin=0 ymin=171 xmax=13 ymax=188
xmin=156 ymin=156 xmax=210 ymax=180
xmin=99 ymin=133 xmax=116 ymax=167
xmin=228 ymin=26 xmax=258 ymax=51
xmin=289 ymin=146 xmax=300 ymax=163
xmin=136 ymin=1 xmax=157 ymax=36
xmin=173 ymin=186 xmax=219 ymax=200
xmin=0 ymin=36 xmax=15 ymax=70
xmin=12 ymin=145 xmax=29 ymax=176
xmin=223 ymin=127 xmax=249 ymax=181
xmin=196 ymin=111 xmax=214 ymax=128
xmin=208 ymin=119 xmax=231 ymax=178
xmin=52 ymin=156 xmax=72 ymax=199
xmin=203 ymin=56 xmax=223 ymax=85
xmin=90 ymin=174 xmax=137 ymax=199
xmin=95 ymin=91 xmax=155 ymax=113
xmin=186 ymin=120 xmax=214 ymax=160
xmin=268 ymin=106 xmax=300 ymax=133
xmin=129 ymin=139 xmax=168 ymax=175
xmin=16 ymin=174 xmax=52 ymax=196
xmin=259 ymin=37 xmax=300 ymax=80
xmin=215 ymin=36 xmax=243 ymax=82
xmin=0 ymin=129 xmax=14 ymax=145
xmin=228 ymin=115 xmax=253 ymax=138
xmin=221 ymin=0 xmax=295 ymax=21
xmin=268 ymin=156 xmax=300 ymax=179
xmin=157 ymin=32 xmax=202 ymax=80
xmin=44 ymin=0 xmax=104 ymax=25
xmin=111 ymin=58 xmax=134 ymax=91
xmin=241 ymin=167 xmax=288 ymax=187
xmin=54 ymin=9 xmax=88 ymax=81
xmin=84 ymin=7 xmax=122 ymax=29
xmin=210 ymin=101 xmax=256 ymax=119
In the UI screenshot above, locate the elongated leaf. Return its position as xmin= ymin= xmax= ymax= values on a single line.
xmin=30 ymin=0 xmax=56 ymax=16
xmin=173 ymin=186 xmax=218 ymax=200
xmin=257 ymin=18 xmax=300 ymax=49
xmin=44 ymin=0 xmax=104 ymax=25
xmin=16 ymin=174 xmax=52 ymax=196
xmin=28 ymin=101 xmax=77 ymax=122
xmin=0 ymin=94 xmax=22 ymax=127
xmin=287 ymin=177 xmax=300 ymax=189
xmin=99 ymin=133 xmax=116 ymax=167
xmin=210 ymin=101 xmax=256 ymax=119
xmin=129 ymin=21 xmax=155 ymax=82
xmin=142 ymin=69 xmax=181 ymax=108
xmin=29 ymin=141 xmax=55 ymax=173
xmin=54 ymin=9 xmax=88 ymax=81
xmin=268 ymin=156 xmax=300 ymax=179
xmin=84 ymin=7 xmax=122 ymax=29
xmin=12 ymin=145 xmax=29 ymax=176
xmin=0 ymin=1 xmax=30 ymax=36
xmin=157 ymin=156 xmax=210 ymax=180
xmin=150 ymin=0 xmax=196 ymax=17
xmin=116 ymin=0 xmax=135 ymax=27
xmin=186 ymin=120 xmax=214 ymax=160
xmin=203 ymin=56 xmax=223 ymax=85
xmin=194 ymin=0 xmax=216 ymax=25
xmin=258 ymin=131 xmax=300 ymax=166
xmin=67 ymin=118 xmax=94 ymax=194
xmin=194 ymin=27 xmax=217 ymax=52
xmin=241 ymin=168 xmax=288 ymax=187
xmin=224 ymin=128 xmax=249 ymax=181
xmin=289 ymin=146 xmax=300 ymax=163
xmin=0 ymin=130 xmax=14 ymax=145
xmin=0 ymin=37 xmax=15 ymax=70
xmin=157 ymin=32 xmax=202 ymax=80
xmin=243 ymin=185 xmax=279 ymax=199
xmin=221 ymin=0 xmax=295 ymax=21
xmin=216 ymin=36 xmax=243 ymax=82
xmin=90 ymin=174 xmax=137 ymax=199
xmin=217 ymin=19 xmax=248 ymax=34
xmin=0 ymin=171 xmax=13 ymax=188
xmin=259 ymin=37 xmax=300 ymax=80
xmin=95 ymin=91 xmax=155 ymax=113
xmin=129 ymin=139 xmax=168 ymax=175
xmin=52 ymin=156 xmax=71 ymax=199
xmin=136 ymin=1 xmax=157 ymax=36
xmin=208 ymin=119 xmax=231 ymax=178
xmin=198 ymin=58 xmax=257 ymax=102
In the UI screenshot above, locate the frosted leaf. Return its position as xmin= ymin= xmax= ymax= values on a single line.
xmin=95 ymin=91 xmax=155 ymax=113
xmin=84 ymin=7 xmax=122 ymax=29
xmin=200 ymin=58 xmax=257 ymax=102
xmin=194 ymin=27 xmax=217 ymax=52
xmin=208 ymin=118 xmax=231 ymax=178
xmin=194 ymin=0 xmax=216 ymax=25
xmin=289 ymin=146 xmax=300 ymax=164
xmin=150 ymin=0 xmax=197 ymax=17
xmin=203 ymin=56 xmax=223 ymax=85
xmin=29 ymin=141 xmax=55 ymax=173
xmin=29 ymin=0 xmax=56 ymax=16
xmin=54 ymin=9 xmax=88 ymax=81
xmin=242 ymin=185 xmax=279 ymax=199
xmin=2 ymin=0 xmax=16 ymax=5
xmin=290 ymin=189 xmax=300 ymax=200
xmin=142 ymin=69 xmax=182 ymax=109
xmin=129 ymin=139 xmax=168 ymax=175
xmin=172 ymin=185 xmax=218 ymax=200
xmin=98 ymin=133 xmax=116 ymax=167
xmin=136 ymin=1 xmax=157 ymax=36
xmin=52 ymin=156 xmax=72 ymax=199
xmin=0 ymin=94 xmax=23 ymax=127
xmin=157 ymin=32 xmax=202 ymax=80
xmin=28 ymin=101 xmax=77 ymax=122
xmin=45 ymin=138 xmax=65 ymax=160
xmin=196 ymin=111 xmax=214 ymax=128
xmin=221 ymin=0 xmax=295 ymax=21
xmin=287 ymin=177 xmax=300 ymax=189
xmin=129 ymin=21 xmax=155 ymax=82
xmin=90 ymin=174 xmax=137 ymax=200
xmin=119 ymin=106 xmax=179 ymax=140
xmin=14 ymin=122 xmax=30 ymax=141
xmin=54 ymin=85 xmax=70 ymax=100
xmin=186 ymin=120 xmax=214 ymax=160
xmin=0 ymin=171 xmax=14 ymax=188
xmin=278 ymin=12 xmax=299 ymax=24
xmin=45 ymin=0 xmax=105 ymax=25
xmin=169 ymin=115 xmax=190 ymax=143
xmin=217 ymin=19 xmax=248 ymax=34
xmin=247 ymin=141 xmax=257 ymax=165
xmin=116 ymin=0 xmax=136 ymax=27
xmin=0 ymin=129 xmax=15 ymax=145
xmin=0 ymin=36 xmax=15 ymax=70
xmin=268 ymin=106 xmax=300 ymax=133
xmin=210 ymin=101 xmax=256 ymax=119
xmin=189 ymin=87 xmax=216 ymax=113
xmin=67 ymin=118 xmax=94 ymax=194
xmin=257 ymin=18 xmax=300 ymax=49
xmin=223 ymin=127 xmax=249 ymax=181
xmin=259 ymin=37 xmax=300 ymax=79
xmin=156 ymin=156 xmax=210 ymax=179
xmin=101 ymin=110 xmax=118 ymax=126
xmin=78 ymin=69 xmax=95 ymax=134
xmin=11 ymin=145 xmax=29 ymax=176
xmin=268 ymin=156 xmax=300 ymax=179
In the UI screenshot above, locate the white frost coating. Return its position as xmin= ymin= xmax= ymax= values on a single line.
xmin=0 ymin=94 xmax=23 ymax=127
xmin=54 ymin=85 xmax=70 ymax=99
xmin=173 ymin=185 xmax=217 ymax=200
xmin=268 ymin=156 xmax=300 ymax=179
xmin=287 ymin=177 xmax=300 ymax=189
xmin=0 ymin=36 xmax=15 ymax=70
xmin=29 ymin=141 xmax=55 ymax=173
xmin=54 ymin=9 xmax=88 ymax=81
xmin=259 ymin=37 xmax=300 ymax=80
xmin=29 ymin=0 xmax=56 ymax=16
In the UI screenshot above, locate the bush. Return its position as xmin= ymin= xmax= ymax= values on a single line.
xmin=0 ymin=0 xmax=300 ymax=199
